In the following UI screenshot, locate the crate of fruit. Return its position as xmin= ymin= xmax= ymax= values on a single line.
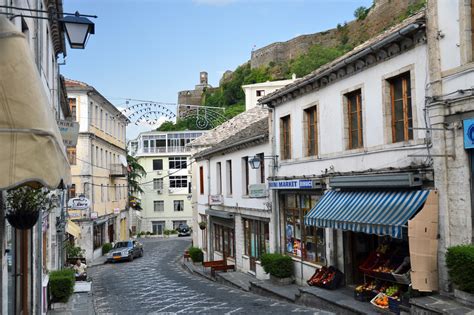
xmin=370 ymin=293 xmax=389 ymax=310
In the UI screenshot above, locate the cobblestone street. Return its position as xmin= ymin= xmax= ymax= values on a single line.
xmin=89 ymin=238 xmax=324 ymax=314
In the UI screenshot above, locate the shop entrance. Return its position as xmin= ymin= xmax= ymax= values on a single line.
xmin=108 ymin=223 xmax=114 ymax=243
xmin=343 ymin=231 xmax=378 ymax=285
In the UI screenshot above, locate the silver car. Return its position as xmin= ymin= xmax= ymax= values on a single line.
xmin=106 ymin=240 xmax=143 ymax=263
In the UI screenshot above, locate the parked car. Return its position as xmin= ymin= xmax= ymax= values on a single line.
xmin=177 ymin=224 xmax=191 ymax=237
xmin=106 ymin=240 xmax=143 ymax=262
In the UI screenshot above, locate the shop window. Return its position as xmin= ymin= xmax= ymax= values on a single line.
xmin=304 ymin=106 xmax=318 ymax=156
xmin=213 ymin=224 xmax=235 ymax=258
xmin=226 ymin=160 xmax=233 ymax=196
xmin=152 ymin=159 xmax=163 ymax=170
xmin=153 ymin=200 xmax=164 ymax=212
xmin=283 ymin=194 xmax=326 ymax=264
xmin=280 ymin=115 xmax=291 ymax=160
xmin=243 ymin=219 xmax=269 ymax=259
xmin=199 ymin=166 xmax=204 ymax=195
xmin=67 ymin=147 xmax=77 ymax=165
xmin=345 ymin=89 xmax=363 ymax=149
xmin=169 ymin=175 xmax=188 ymax=188
xmin=388 ymin=72 xmax=413 ymax=143
xmin=173 ymin=200 xmax=184 ymax=211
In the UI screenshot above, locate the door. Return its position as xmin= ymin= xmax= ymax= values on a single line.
xmin=152 ymin=221 xmax=165 ymax=235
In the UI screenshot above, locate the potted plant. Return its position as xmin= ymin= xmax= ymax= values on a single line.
xmin=199 ymin=221 xmax=207 ymax=230
xmin=446 ymin=244 xmax=474 ymax=306
xmin=261 ymin=253 xmax=294 ymax=285
xmin=6 ymin=186 xmax=53 ymax=230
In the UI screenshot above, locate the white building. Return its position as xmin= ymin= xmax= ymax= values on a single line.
xmin=130 ymin=131 xmax=205 ymax=234
xmin=65 ymin=79 xmax=129 ymax=262
xmin=259 ymin=11 xmax=435 ymax=288
xmin=242 ymin=74 xmax=296 ymax=111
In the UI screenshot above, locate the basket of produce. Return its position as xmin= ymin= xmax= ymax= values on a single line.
xmin=319 ymin=266 xmax=344 ymax=290
xmin=359 ymin=252 xmax=387 ymax=276
xmin=371 ymin=293 xmax=389 ymax=310
xmin=354 ymin=282 xmax=377 ymax=302
xmin=307 ymin=266 xmax=328 ymax=286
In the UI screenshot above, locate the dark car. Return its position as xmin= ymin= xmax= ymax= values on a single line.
xmin=106 ymin=240 xmax=143 ymax=262
xmin=177 ymin=224 xmax=191 ymax=237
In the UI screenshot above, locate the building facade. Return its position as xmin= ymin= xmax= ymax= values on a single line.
xmin=259 ymin=12 xmax=435 ymax=288
xmin=0 ymin=1 xmax=71 ymax=314
xmin=65 ymin=79 xmax=129 ymax=262
xmin=130 ymin=131 xmax=205 ymax=234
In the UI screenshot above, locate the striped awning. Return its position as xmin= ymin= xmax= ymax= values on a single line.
xmin=304 ymin=190 xmax=430 ymax=239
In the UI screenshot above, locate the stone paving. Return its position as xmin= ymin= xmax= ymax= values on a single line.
xmin=88 ymin=237 xmax=326 ymax=314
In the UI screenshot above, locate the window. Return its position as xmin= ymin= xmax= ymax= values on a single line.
xmin=101 ymin=184 xmax=104 ymax=202
xmin=169 ymin=176 xmax=188 ymax=188
xmin=173 ymin=220 xmax=187 ymax=229
xmin=346 ymin=89 xmax=363 ymax=149
xmin=173 ymin=200 xmax=184 ymax=211
xmin=95 ymin=146 xmax=99 ymax=167
xmin=93 ymin=224 xmax=104 ymax=249
xmin=283 ymin=194 xmax=326 ymax=264
xmin=169 ymin=156 xmax=187 ymax=169
xmin=105 ymin=113 xmax=108 ymax=133
xmin=69 ymin=98 xmax=77 ymax=121
xmin=152 ymin=221 xmax=165 ymax=235
xmin=69 ymin=184 xmax=76 ymax=198
xmin=216 ymin=162 xmax=222 ymax=195
xmin=257 ymin=153 xmax=265 ymax=184
xmin=213 ymin=224 xmax=235 ymax=258
xmin=67 ymin=147 xmax=77 ymax=165
xmin=389 ymin=72 xmax=413 ymax=142
xmin=304 ymin=106 xmax=318 ymax=156
xmin=95 ymin=106 xmax=98 ymax=126
xmin=280 ymin=115 xmax=291 ymax=160
xmin=242 ymin=157 xmax=249 ymax=196
xmin=153 ymin=201 xmax=164 ymax=212
xmin=226 ymin=160 xmax=233 ymax=196
xmin=100 ymin=109 xmax=103 ymax=130
xmin=152 ymin=159 xmax=163 ymax=170
xmin=199 ymin=166 xmax=204 ymax=195
xmin=243 ymin=219 xmax=269 ymax=259
xmin=153 ymin=178 xmax=163 ymax=190
xmin=256 ymin=90 xmax=265 ymax=97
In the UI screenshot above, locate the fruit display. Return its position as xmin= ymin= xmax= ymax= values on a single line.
xmin=307 ymin=266 xmax=343 ymax=289
xmin=384 ymin=284 xmax=400 ymax=298
xmin=371 ymin=293 xmax=389 ymax=309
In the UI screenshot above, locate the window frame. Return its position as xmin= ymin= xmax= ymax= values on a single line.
xmin=199 ymin=166 xmax=204 ymax=195
xmin=169 ymin=156 xmax=187 ymax=169
xmin=304 ymin=105 xmax=318 ymax=156
xmin=153 ymin=200 xmax=164 ymax=212
xmin=280 ymin=115 xmax=291 ymax=160
xmin=346 ymin=89 xmax=363 ymax=149
xmin=389 ymin=72 xmax=413 ymax=143
xmin=152 ymin=159 xmax=163 ymax=171
xmin=173 ymin=200 xmax=184 ymax=212
xmin=169 ymin=175 xmax=188 ymax=188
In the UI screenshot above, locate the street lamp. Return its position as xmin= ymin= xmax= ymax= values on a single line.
xmin=60 ymin=12 xmax=95 ymax=49
xmin=0 ymin=6 xmax=96 ymax=49
xmin=248 ymin=155 xmax=279 ymax=170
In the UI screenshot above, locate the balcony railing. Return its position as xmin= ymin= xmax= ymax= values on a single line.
xmin=110 ymin=164 xmax=127 ymax=177
xmin=140 ymin=146 xmax=191 ymax=154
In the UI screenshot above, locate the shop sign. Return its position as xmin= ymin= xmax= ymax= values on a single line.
xmin=249 ymin=184 xmax=268 ymax=198
xmin=57 ymin=120 xmax=79 ymax=147
xmin=269 ymin=179 xmax=315 ymax=190
xmin=67 ymin=194 xmax=91 ymax=210
xmin=114 ymin=208 xmax=120 ymax=214
xmin=90 ymin=212 xmax=98 ymax=219
xmin=68 ymin=210 xmax=81 ymax=219
xmin=209 ymin=194 xmax=223 ymax=205
xmin=463 ymin=118 xmax=474 ymax=149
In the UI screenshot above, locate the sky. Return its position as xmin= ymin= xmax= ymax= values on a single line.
xmin=62 ymin=0 xmax=372 ymax=139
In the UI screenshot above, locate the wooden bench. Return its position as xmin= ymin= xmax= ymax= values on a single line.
xmin=202 ymin=260 xmax=235 ymax=276
xmin=183 ymin=250 xmax=190 ymax=262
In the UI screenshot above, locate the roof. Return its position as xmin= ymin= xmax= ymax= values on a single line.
xmin=259 ymin=10 xmax=426 ymax=105
xmin=193 ymin=114 xmax=269 ymax=159
xmin=188 ymin=106 xmax=268 ymax=148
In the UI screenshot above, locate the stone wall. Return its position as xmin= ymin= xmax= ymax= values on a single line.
xmin=251 ymin=0 xmax=423 ymax=69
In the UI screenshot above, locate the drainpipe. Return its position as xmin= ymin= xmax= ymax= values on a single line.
xmin=268 ymin=107 xmax=280 ymax=254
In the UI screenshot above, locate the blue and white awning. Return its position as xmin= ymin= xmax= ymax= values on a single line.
xmin=304 ymin=190 xmax=430 ymax=239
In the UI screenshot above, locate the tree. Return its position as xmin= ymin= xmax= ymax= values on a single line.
xmin=354 ymin=6 xmax=369 ymax=20
xmin=127 ymin=154 xmax=146 ymax=195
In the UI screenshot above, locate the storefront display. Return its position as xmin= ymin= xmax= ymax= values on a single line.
xmin=307 ymin=266 xmax=344 ymax=289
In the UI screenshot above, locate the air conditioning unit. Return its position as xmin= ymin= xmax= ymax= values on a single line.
xmin=157 ymin=170 xmax=162 ymax=175
xmin=156 ymin=189 xmax=163 ymax=194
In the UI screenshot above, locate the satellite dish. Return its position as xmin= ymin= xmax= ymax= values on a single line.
xmin=119 ymin=155 xmax=128 ymax=167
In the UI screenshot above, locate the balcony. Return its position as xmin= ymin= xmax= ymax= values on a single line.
xmin=110 ymin=163 xmax=127 ymax=177
xmin=139 ymin=146 xmax=191 ymax=154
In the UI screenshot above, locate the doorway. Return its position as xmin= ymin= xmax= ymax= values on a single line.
xmin=152 ymin=221 xmax=165 ymax=235
xmin=343 ymin=231 xmax=378 ymax=285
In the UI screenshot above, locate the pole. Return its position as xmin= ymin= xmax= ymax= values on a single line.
xmin=35 ymin=208 xmax=42 ymax=315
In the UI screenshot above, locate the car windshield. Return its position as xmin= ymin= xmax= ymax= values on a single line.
xmin=114 ymin=241 xmax=131 ymax=249
xmin=180 ymin=224 xmax=189 ymax=229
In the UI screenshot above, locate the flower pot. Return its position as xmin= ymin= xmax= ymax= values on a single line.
xmin=6 ymin=210 xmax=39 ymax=230
xmin=270 ymin=274 xmax=294 ymax=285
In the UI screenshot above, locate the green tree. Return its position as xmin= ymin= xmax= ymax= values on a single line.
xmin=354 ymin=6 xmax=369 ymax=20
xmin=127 ymin=154 xmax=146 ymax=194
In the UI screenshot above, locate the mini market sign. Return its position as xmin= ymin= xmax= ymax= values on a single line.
xmin=269 ymin=179 xmax=314 ymax=189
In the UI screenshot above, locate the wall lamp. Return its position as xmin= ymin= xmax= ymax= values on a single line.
xmin=248 ymin=155 xmax=279 ymax=170
xmin=0 ymin=5 xmax=96 ymax=49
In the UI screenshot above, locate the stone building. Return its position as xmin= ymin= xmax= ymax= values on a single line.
xmin=177 ymin=71 xmax=216 ymax=118
xmin=65 ymin=79 xmax=129 ymax=262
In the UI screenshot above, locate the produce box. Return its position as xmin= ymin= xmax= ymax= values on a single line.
xmin=370 ymin=293 xmax=389 ymax=310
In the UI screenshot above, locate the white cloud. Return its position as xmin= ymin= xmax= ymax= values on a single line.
xmin=192 ymin=0 xmax=236 ymax=6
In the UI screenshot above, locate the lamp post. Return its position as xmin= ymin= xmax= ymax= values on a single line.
xmin=248 ymin=155 xmax=279 ymax=170
xmin=0 ymin=6 xmax=96 ymax=49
